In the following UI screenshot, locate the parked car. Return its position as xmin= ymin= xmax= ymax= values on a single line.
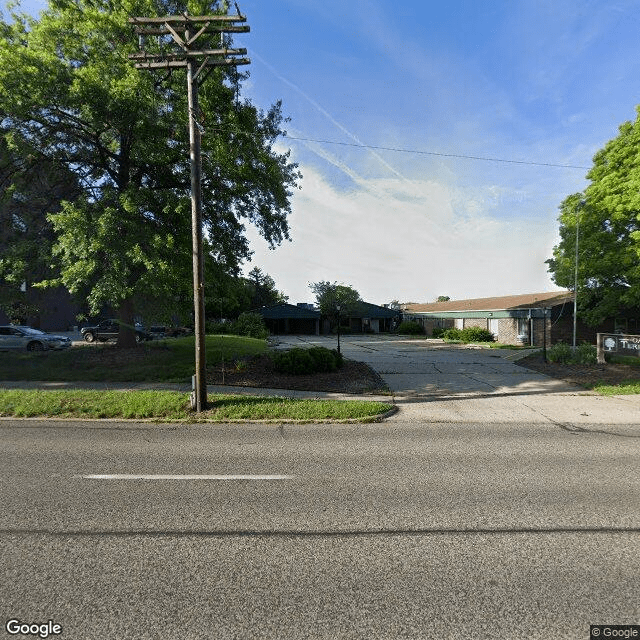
xmin=149 ymin=325 xmax=192 ymax=339
xmin=81 ymin=320 xmax=152 ymax=343
xmin=0 ymin=325 xmax=72 ymax=351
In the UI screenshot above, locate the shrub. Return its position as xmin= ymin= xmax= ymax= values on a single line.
xmin=273 ymin=346 xmax=343 ymax=375
xmin=431 ymin=326 xmax=446 ymax=338
xmin=574 ymin=343 xmax=597 ymax=364
xmin=441 ymin=327 xmax=494 ymax=342
xmin=331 ymin=325 xmax=351 ymax=335
xmin=230 ymin=313 xmax=269 ymax=340
xmin=547 ymin=342 xmax=596 ymax=364
xmin=309 ymin=346 xmax=344 ymax=371
xmin=459 ymin=327 xmax=495 ymax=343
xmin=547 ymin=342 xmax=573 ymax=363
xmin=396 ymin=321 xmax=424 ymax=335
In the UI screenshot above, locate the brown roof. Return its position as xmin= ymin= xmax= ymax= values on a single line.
xmin=404 ymin=291 xmax=573 ymax=313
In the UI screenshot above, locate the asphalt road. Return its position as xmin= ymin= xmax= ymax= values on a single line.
xmin=2 ymin=419 xmax=639 ymax=639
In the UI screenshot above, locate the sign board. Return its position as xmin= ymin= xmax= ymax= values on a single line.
xmin=596 ymin=333 xmax=640 ymax=363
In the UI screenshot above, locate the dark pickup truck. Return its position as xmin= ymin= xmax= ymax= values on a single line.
xmin=81 ymin=320 xmax=152 ymax=343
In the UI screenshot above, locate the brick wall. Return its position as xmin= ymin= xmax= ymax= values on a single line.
xmin=455 ymin=316 xmax=550 ymax=346
xmin=463 ymin=318 xmax=487 ymax=329
xmin=497 ymin=318 xmax=520 ymax=345
xmin=407 ymin=316 xmax=453 ymax=336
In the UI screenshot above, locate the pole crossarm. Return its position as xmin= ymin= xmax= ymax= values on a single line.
xmin=129 ymin=16 xmax=249 ymax=38
xmin=129 ymin=14 xmax=247 ymax=24
xmin=132 ymin=58 xmax=250 ymax=70
xmin=130 ymin=48 xmax=247 ymax=59
xmin=131 ymin=25 xmax=249 ymax=35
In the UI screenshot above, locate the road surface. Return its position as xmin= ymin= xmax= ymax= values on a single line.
xmin=2 ymin=419 xmax=639 ymax=639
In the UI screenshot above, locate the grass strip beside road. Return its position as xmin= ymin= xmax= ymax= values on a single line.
xmin=0 ymin=389 xmax=393 ymax=422
xmin=590 ymin=381 xmax=640 ymax=396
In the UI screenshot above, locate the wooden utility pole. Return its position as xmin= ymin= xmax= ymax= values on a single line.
xmin=130 ymin=11 xmax=250 ymax=412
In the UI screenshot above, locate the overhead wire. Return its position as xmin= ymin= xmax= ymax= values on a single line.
xmin=282 ymin=135 xmax=590 ymax=170
xmin=208 ymin=125 xmax=589 ymax=170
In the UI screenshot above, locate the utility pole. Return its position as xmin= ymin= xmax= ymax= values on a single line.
xmin=129 ymin=10 xmax=250 ymax=411
xmin=573 ymin=199 xmax=586 ymax=350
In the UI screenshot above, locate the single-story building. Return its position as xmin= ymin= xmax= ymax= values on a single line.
xmin=257 ymin=301 xmax=401 ymax=335
xmin=403 ymin=291 xmax=640 ymax=346
xmin=256 ymin=303 xmax=321 ymax=335
xmin=334 ymin=301 xmax=401 ymax=334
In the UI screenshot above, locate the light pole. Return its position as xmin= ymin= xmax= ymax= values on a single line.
xmin=336 ymin=304 xmax=341 ymax=355
xmin=573 ymin=199 xmax=586 ymax=350
xmin=543 ymin=307 xmax=550 ymax=362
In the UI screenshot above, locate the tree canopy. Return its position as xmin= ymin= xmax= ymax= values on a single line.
xmin=0 ymin=0 xmax=301 ymax=344
xmin=309 ymin=281 xmax=361 ymax=317
xmin=547 ymin=106 xmax=640 ymax=325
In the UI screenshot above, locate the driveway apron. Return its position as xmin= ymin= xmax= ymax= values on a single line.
xmin=273 ymin=335 xmax=572 ymax=397
xmin=271 ymin=335 xmax=640 ymax=431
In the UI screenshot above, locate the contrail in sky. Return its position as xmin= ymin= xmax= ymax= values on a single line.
xmin=250 ymin=48 xmax=408 ymax=182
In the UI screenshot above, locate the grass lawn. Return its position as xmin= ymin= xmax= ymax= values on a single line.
xmin=0 ymin=335 xmax=267 ymax=383
xmin=591 ymin=381 xmax=640 ymax=396
xmin=0 ymin=389 xmax=393 ymax=422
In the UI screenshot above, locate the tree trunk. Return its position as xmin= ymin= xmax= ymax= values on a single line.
xmin=117 ymin=297 xmax=137 ymax=348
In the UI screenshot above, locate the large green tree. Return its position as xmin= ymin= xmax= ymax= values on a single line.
xmin=309 ymin=281 xmax=361 ymax=317
xmin=0 ymin=0 xmax=300 ymax=345
xmin=547 ymin=107 xmax=640 ymax=325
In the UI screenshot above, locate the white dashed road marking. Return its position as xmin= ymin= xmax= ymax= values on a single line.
xmin=79 ymin=474 xmax=294 ymax=481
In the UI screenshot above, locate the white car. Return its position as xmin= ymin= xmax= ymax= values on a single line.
xmin=0 ymin=326 xmax=72 ymax=351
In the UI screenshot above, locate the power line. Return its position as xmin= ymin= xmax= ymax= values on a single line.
xmin=283 ymin=134 xmax=590 ymax=170
xmin=208 ymin=124 xmax=590 ymax=170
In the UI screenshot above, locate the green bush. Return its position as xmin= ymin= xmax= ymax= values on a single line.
xmin=431 ymin=326 xmax=446 ymax=338
xmin=441 ymin=327 xmax=494 ymax=342
xmin=547 ymin=342 xmax=596 ymax=364
xmin=331 ymin=325 xmax=351 ymax=335
xmin=308 ymin=346 xmax=342 ymax=371
xmin=459 ymin=327 xmax=495 ymax=343
xmin=574 ymin=343 xmax=597 ymax=364
xmin=396 ymin=321 xmax=424 ymax=335
xmin=273 ymin=346 xmax=343 ymax=375
xmin=230 ymin=313 xmax=269 ymax=340
xmin=547 ymin=342 xmax=572 ymax=363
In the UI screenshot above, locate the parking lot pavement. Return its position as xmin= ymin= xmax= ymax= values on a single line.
xmin=271 ymin=334 xmax=578 ymax=397
xmin=270 ymin=335 xmax=640 ymax=431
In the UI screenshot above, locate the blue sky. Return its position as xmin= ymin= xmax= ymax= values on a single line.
xmin=8 ymin=0 xmax=640 ymax=304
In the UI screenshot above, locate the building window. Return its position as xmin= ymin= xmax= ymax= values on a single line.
xmin=517 ymin=318 xmax=529 ymax=340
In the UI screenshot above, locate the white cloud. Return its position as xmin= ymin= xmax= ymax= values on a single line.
xmin=246 ymin=164 xmax=560 ymax=305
